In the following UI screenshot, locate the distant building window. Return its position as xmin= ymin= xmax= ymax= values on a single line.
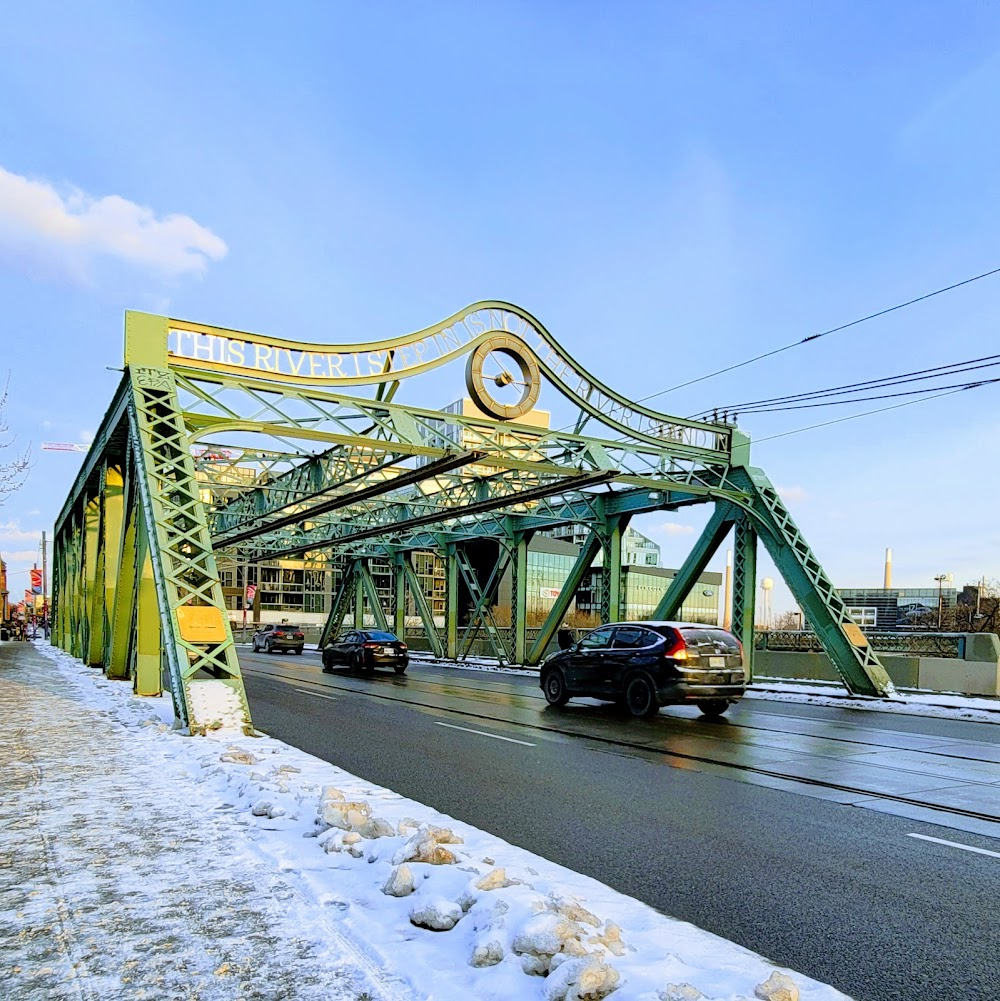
xmin=846 ymin=606 xmax=877 ymax=628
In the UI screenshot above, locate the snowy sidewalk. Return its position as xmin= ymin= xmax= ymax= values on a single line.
xmin=0 ymin=641 xmax=397 ymax=1001
xmin=0 ymin=640 xmax=853 ymax=1001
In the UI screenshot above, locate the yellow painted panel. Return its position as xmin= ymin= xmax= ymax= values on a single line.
xmin=176 ymin=605 xmax=228 ymax=643
xmin=843 ymin=623 xmax=869 ymax=647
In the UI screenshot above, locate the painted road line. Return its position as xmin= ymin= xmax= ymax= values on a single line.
xmin=434 ymin=721 xmax=535 ymax=746
xmin=907 ymin=833 xmax=1000 ymax=859
xmin=295 ymin=689 xmax=337 ymax=701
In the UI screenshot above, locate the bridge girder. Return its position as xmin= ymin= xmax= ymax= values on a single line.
xmin=52 ymin=302 xmax=896 ymax=738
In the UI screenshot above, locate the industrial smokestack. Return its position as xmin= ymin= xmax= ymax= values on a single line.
xmin=884 ymin=547 xmax=892 ymax=590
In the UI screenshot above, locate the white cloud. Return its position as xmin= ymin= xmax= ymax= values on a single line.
xmin=79 ymin=429 xmax=95 ymax=443
xmin=775 ymin=484 xmax=809 ymax=505
xmin=2 ymin=548 xmax=39 ymax=562
xmin=0 ymin=520 xmax=41 ymax=545
xmin=654 ymin=521 xmax=695 ymax=536
xmin=0 ymin=165 xmax=227 ymax=280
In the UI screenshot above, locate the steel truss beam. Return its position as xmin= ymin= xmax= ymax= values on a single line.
xmin=53 ymin=367 xmax=254 ymax=735
xmin=652 ymin=503 xmax=738 ymax=621
xmin=213 ymin=450 xmax=486 ymax=546
xmin=241 ymin=469 xmax=620 ymax=561
xmin=400 ymin=553 xmax=444 ymax=658
xmin=53 ymin=303 xmax=896 ymax=735
xmin=455 ymin=543 xmax=514 ymax=662
xmin=731 ymin=466 xmax=894 ymax=696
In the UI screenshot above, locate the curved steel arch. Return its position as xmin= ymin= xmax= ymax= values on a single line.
xmin=153 ymin=301 xmax=732 ymax=450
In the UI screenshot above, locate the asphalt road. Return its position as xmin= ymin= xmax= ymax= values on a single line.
xmin=240 ymin=651 xmax=1000 ymax=1001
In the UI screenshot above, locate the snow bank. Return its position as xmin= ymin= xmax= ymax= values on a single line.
xmin=35 ymin=642 xmax=853 ymax=1001
xmin=744 ymin=683 xmax=999 ymax=725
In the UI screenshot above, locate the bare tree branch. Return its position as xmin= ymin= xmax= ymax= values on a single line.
xmin=0 ymin=376 xmax=30 ymax=506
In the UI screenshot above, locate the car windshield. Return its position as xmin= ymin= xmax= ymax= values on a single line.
xmin=364 ymin=631 xmax=397 ymax=642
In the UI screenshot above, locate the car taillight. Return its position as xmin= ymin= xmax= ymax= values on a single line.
xmin=363 ymin=642 xmax=379 ymax=649
xmin=294 ymin=632 xmax=303 ymax=639
xmin=664 ymin=632 xmax=687 ymax=660
xmin=399 ymin=643 xmax=407 ymax=650
xmin=737 ymin=639 xmax=744 ymax=661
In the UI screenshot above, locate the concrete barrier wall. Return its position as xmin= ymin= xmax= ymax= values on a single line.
xmin=755 ymin=633 xmax=1000 ymax=697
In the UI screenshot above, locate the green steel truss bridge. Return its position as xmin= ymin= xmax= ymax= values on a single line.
xmin=52 ymin=302 xmax=895 ymax=733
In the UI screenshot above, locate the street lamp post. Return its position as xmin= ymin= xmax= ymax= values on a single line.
xmin=932 ymin=573 xmax=952 ymax=630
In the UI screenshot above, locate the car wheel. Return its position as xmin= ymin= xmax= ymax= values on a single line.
xmin=393 ymin=662 xmax=407 ymax=675
xmin=321 ymin=653 xmax=332 ymax=673
xmin=542 ymin=670 xmax=569 ymax=707
xmin=252 ymin=638 xmax=258 ymax=652
xmin=294 ymin=647 xmax=303 ymax=655
xmin=697 ymin=699 xmax=730 ymax=717
xmin=266 ymin=641 xmax=275 ymax=654
xmin=624 ymin=675 xmax=659 ymax=718
xmin=350 ymin=653 xmax=362 ymax=674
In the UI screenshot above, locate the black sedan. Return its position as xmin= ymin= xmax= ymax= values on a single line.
xmin=322 ymin=629 xmax=409 ymax=674
xmin=540 ymin=621 xmax=745 ymax=718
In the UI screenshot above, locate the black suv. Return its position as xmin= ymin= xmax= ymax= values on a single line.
xmin=540 ymin=621 xmax=745 ymax=718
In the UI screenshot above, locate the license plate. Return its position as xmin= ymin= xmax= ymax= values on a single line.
xmin=709 ymin=656 xmax=726 ymax=668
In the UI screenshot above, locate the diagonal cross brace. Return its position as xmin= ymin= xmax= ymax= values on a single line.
xmin=652 ymin=502 xmax=738 ymax=620
xmin=732 ymin=466 xmax=895 ymax=697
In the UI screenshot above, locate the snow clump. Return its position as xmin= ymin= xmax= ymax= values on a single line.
xmin=382 ymin=864 xmax=415 ymax=897
xmin=392 ymin=824 xmax=464 ymax=866
xmin=409 ymin=897 xmax=464 ymax=931
xmin=543 ymin=955 xmax=620 ymax=1001
xmin=755 ymin=971 xmax=800 ymax=1001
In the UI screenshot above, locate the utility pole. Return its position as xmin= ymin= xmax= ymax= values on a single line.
xmin=41 ymin=531 xmax=47 ymax=636
xmin=934 ymin=573 xmax=946 ymax=630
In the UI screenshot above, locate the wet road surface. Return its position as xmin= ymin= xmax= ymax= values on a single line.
xmin=240 ymin=649 xmax=1000 ymax=1001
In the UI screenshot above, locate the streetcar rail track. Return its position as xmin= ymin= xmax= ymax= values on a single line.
xmin=241 ymin=662 xmax=1000 ymax=829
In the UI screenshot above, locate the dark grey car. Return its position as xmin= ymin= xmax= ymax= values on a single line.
xmin=252 ymin=623 xmax=305 ymax=654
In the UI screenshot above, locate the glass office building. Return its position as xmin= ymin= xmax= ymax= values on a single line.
xmin=575 ymin=564 xmax=721 ymax=625
xmin=501 ymin=536 xmax=721 ymax=627
xmin=220 ymin=535 xmax=721 ymax=631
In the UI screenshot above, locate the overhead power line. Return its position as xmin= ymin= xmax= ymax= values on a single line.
xmin=735 ymin=375 xmax=1000 ymax=413
xmin=689 ymin=353 xmax=1000 ymax=418
xmin=632 ymin=264 xmax=1000 ymax=407
xmin=753 ymin=382 xmax=990 ymax=443
xmin=547 ymin=263 xmax=1000 ymax=442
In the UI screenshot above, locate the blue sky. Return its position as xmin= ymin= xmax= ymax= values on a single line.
xmin=2 ymin=2 xmax=999 ymax=615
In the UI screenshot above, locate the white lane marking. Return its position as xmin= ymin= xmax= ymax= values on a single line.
xmin=907 ymin=833 xmax=1000 ymax=859
xmin=295 ymin=688 xmax=337 ymax=701
xmin=434 ymin=721 xmax=535 ymax=746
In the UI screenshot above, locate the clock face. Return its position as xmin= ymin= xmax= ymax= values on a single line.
xmin=465 ymin=334 xmax=541 ymax=420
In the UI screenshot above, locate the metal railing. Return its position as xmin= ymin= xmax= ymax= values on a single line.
xmin=234 ymin=622 xmax=970 ymax=662
xmin=755 ymin=630 xmax=967 ymax=659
